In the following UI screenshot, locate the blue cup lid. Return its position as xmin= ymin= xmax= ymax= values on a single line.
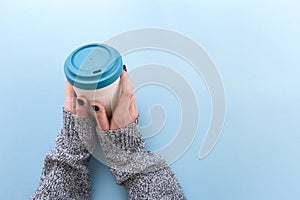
xmin=64 ymin=43 xmax=123 ymax=90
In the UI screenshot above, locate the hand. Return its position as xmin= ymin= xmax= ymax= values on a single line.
xmin=63 ymin=81 xmax=90 ymax=118
xmin=91 ymin=71 xmax=139 ymax=130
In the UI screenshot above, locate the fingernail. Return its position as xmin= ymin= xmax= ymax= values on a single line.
xmin=123 ymin=64 xmax=127 ymax=72
xmin=91 ymin=105 xmax=99 ymax=111
xmin=77 ymin=99 xmax=84 ymax=106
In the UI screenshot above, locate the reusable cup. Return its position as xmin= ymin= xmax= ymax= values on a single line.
xmin=64 ymin=43 xmax=123 ymax=117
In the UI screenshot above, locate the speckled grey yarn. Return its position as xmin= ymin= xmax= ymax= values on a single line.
xmin=74 ymin=115 xmax=98 ymax=154
xmin=125 ymin=167 xmax=186 ymax=200
xmin=32 ymin=109 xmax=186 ymax=200
xmin=97 ymin=122 xmax=186 ymax=200
xmin=97 ymin=122 xmax=167 ymax=182
xmin=31 ymin=109 xmax=92 ymax=200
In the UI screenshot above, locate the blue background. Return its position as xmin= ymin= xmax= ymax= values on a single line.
xmin=1 ymin=0 xmax=300 ymax=199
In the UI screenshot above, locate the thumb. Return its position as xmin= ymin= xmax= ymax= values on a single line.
xmin=75 ymin=96 xmax=90 ymax=118
xmin=91 ymin=101 xmax=110 ymax=131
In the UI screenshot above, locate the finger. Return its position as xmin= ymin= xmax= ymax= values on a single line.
xmin=64 ymin=81 xmax=77 ymax=113
xmin=71 ymin=94 xmax=77 ymax=114
xmin=120 ymin=71 xmax=134 ymax=90
xmin=76 ymin=96 xmax=90 ymax=118
xmin=129 ymin=94 xmax=138 ymax=119
xmin=65 ymin=81 xmax=76 ymax=99
xmin=120 ymin=70 xmax=126 ymax=78
xmin=117 ymin=72 xmax=134 ymax=113
xmin=91 ymin=101 xmax=110 ymax=131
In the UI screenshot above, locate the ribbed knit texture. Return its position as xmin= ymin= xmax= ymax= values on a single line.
xmin=97 ymin=122 xmax=186 ymax=199
xmin=32 ymin=109 xmax=186 ymax=199
xmin=31 ymin=109 xmax=94 ymax=200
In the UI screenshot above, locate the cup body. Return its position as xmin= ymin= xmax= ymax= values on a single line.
xmin=64 ymin=43 xmax=123 ymax=117
xmin=73 ymin=77 xmax=120 ymax=117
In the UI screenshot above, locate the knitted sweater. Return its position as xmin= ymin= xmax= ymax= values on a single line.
xmin=31 ymin=109 xmax=186 ymax=200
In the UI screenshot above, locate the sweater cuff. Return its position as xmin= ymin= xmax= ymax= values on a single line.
xmin=96 ymin=121 xmax=167 ymax=184
xmin=74 ymin=115 xmax=97 ymax=154
xmin=56 ymin=109 xmax=95 ymax=157
xmin=96 ymin=121 xmax=145 ymax=152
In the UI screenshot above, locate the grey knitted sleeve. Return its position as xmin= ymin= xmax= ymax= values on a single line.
xmin=31 ymin=109 xmax=97 ymax=200
xmin=97 ymin=121 xmax=187 ymax=200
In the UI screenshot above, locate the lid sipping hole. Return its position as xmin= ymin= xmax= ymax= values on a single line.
xmin=93 ymin=69 xmax=102 ymax=74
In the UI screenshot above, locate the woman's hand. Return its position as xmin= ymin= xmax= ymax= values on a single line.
xmin=64 ymin=71 xmax=138 ymax=129
xmin=91 ymin=71 xmax=139 ymax=131
xmin=63 ymin=81 xmax=90 ymax=119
